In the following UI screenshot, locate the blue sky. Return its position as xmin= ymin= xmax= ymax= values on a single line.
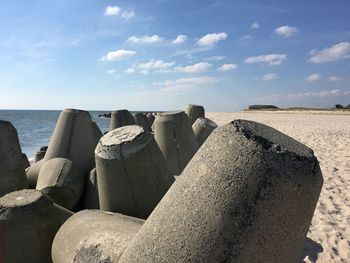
xmin=0 ymin=0 xmax=349 ymax=111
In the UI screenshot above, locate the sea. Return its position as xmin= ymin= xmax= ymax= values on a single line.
xmin=0 ymin=110 xmax=119 ymax=159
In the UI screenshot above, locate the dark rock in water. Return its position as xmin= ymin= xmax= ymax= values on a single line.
xmin=97 ymin=113 xmax=111 ymax=118
xmin=0 ymin=189 xmax=73 ymax=263
xmin=334 ymin=104 xmax=344 ymax=109
xmin=0 ymin=120 xmax=28 ymax=197
xmin=52 ymin=210 xmax=144 ymax=263
xmin=119 ymin=119 xmax=323 ymax=263
xmin=247 ymin=105 xmax=279 ymax=110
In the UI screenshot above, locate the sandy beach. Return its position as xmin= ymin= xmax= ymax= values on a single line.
xmin=207 ymin=111 xmax=350 ymax=262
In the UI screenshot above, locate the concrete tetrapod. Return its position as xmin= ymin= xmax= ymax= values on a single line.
xmin=26 ymin=109 xmax=98 ymax=188
xmin=0 ymin=120 xmax=28 ymax=197
xmin=0 ymin=189 xmax=73 ymax=263
xmin=185 ymin=104 xmax=205 ymax=124
xmin=192 ymin=117 xmax=218 ymax=146
xmin=147 ymin=114 xmax=155 ymax=128
xmin=154 ymin=110 xmax=199 ymax=175
xmin=133 ymin=113 xmax=151 ymax=131
xmin=51 ymin=210 xmax=144 ymax=263
xmin=82 ymin=168 xmax=100 ymax=209
xmin=95 ymin=125 xmax=175 ymax=219
xmin=36 ymin=158 xmax=85 ymax=210
xmin=110 ymin=109 xmax=135 ymax=130
xmin=119 ymin=120 xmax=323 ymax=263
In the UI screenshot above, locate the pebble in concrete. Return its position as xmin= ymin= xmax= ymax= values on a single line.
xmin=133 ymin=113 xmax=151 ymax=131
xmin=95 ymin=125 xmax=175 ymax=219
xmin=52 ymin=210 xmax=144 ymax=263
xmin=192 ymin=117 xmax=218 ymax=146
xmin=185 ymin=104 xmax=205 ymax=125
xmin=0 ymin=120 xmax=28 ymax=197
xmin=0 ymin=189 xmax=73 ymax=263
xmin=36 ymin=158 xmax=85 ymax=210
xmin=110 ymin=109 xmax=135 ymax=130
xmin=82 ymin=168 xmax=100 ymax=209
xmin=119 ymin=119 xmax=323 ymax=263
xmin=26 ymin=109 xmax=98 ymax=188
xmin=154 ymin=110 xmax=198 ymax=175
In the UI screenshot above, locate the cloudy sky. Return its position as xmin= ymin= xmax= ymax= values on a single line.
xmin=0 ymin=0 xmax=349 ymax=111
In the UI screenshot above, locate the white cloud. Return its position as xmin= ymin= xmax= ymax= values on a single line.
xmin=105 ymin=6 xmax=121 ymax=16
xmin=121 ymin=10 xmax=135 ymax=20
xmin=127 ymin=35 xmax=163 ymax=44
xmin=261 ymin=73 xmax=278 ymax=81
xmin=244 ymin=54 xmax=287 ymax=65
xmin=262 ymin=89 xmax=350 ymax=101
xmin=205 ymin=56 xmax=225 ymax=62
xmin=274 ymin=25 xmax=298 ymax=38
xmin=100 ymin=49 xmax=136 ymax=61
xmin=172 ymin=35 xmax=187 ymax=44
xmin=329 ymin=76 xmax=344 ymax=82
xmin=174 ymin=62 xmax=212 ymax=73
xmin=306 ymin=73 xmax=321 ymax=82
xmin=107 ymin=69 xmax=117 ymax=74
xmin=239 ymin=35 xmax=252 ymax=41
xmin=217 ymin=64 xmax=237 ymax=71
xmin=154 ymin=76 xmax=220 ymax=94
xmin=124 ymin=68 xmax=135 ymax=74
xmin=137 ymin=60 xmax=175 ymax=71
xmin=139 ymin=70 xmax=149 ymax=75
xmin=251 ymin=22 xmax=260 ymax=29
xmin=197 ymin=32 xmax=228 ymax=46
xmin=309 ymin=42 xmax=350 ymax=63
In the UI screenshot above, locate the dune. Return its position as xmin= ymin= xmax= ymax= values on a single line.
xmin=207 ymin=110 xmax=350 ymax=262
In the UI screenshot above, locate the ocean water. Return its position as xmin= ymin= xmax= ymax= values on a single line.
xmin=0 ymin=110 xmax=112 ymax=158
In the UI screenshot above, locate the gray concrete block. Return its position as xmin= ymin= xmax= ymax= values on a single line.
xmin=51 ymin=210 xmax=144 ymax=263
xmin=185 ymin=104 xmax=205 ymax=124
xmin=119 ymin=119 xmax=323 ymax=263
xmin=0 ymin=120 xmax=28 ymax=197
xmin=154 ymin=110 xmax=198 ymax=175
xmin=110 ymin=109 xmax=135 ymax=130
xmin=36 ymin=158 xmax=85 ymax=210
xmin=25 ymin=109 xmax=98 ymax=188
xmin=192 ymin=117 xmax=218 ymax=146
xmin=82 ymin=168 xmax=100 ymax=209
xmin=147 ymin=114 xmax=155 ymax=128
xmin=133 ymin=113 xmax=151 ymax=131
xmin=22 ymin=153 xmax=31 ymax=169
xmin=95 ymin=125 xmax=175 ymax=219
xmin=0 ymin=189 xmax=73 ymax=263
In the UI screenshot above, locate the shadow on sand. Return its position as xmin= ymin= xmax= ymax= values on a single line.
xmin=299 ymin=237 xmax=324 ymax=262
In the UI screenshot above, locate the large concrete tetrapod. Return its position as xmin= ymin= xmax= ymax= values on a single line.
xmin=110 ymin=109 xmax=135 ymax=130
xmin=95 ymin=125 xmax=175 ymax=219
xmin=119 ymin=120 xmax=323 ymax=263
xmin=185 ymin=104 xmax=205 ymax=124
xmin=133 ymin=113 xmax=151 ymax=131
xmin=52 ymin=210 xmax=144 ymax=263
xmin=26 ymin=109 xmax=98 ymax=188
xmin=154 ymin=110 xmax=199 ymax=175
xmin=0 ymin=189 xmax=73 ymax=263
xmin=36 ymin=158 xmax=85 ymax=210
xmin=0 ymin=120 xmax=28 ymax=197
xmin=147 ymin=114 xmax=155 ymax=128
xmin=192 ymin=117 xmax=218 ymax=146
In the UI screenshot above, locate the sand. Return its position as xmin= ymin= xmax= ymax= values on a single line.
xmin=207 ymin=111 xmax=350 ymax=263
